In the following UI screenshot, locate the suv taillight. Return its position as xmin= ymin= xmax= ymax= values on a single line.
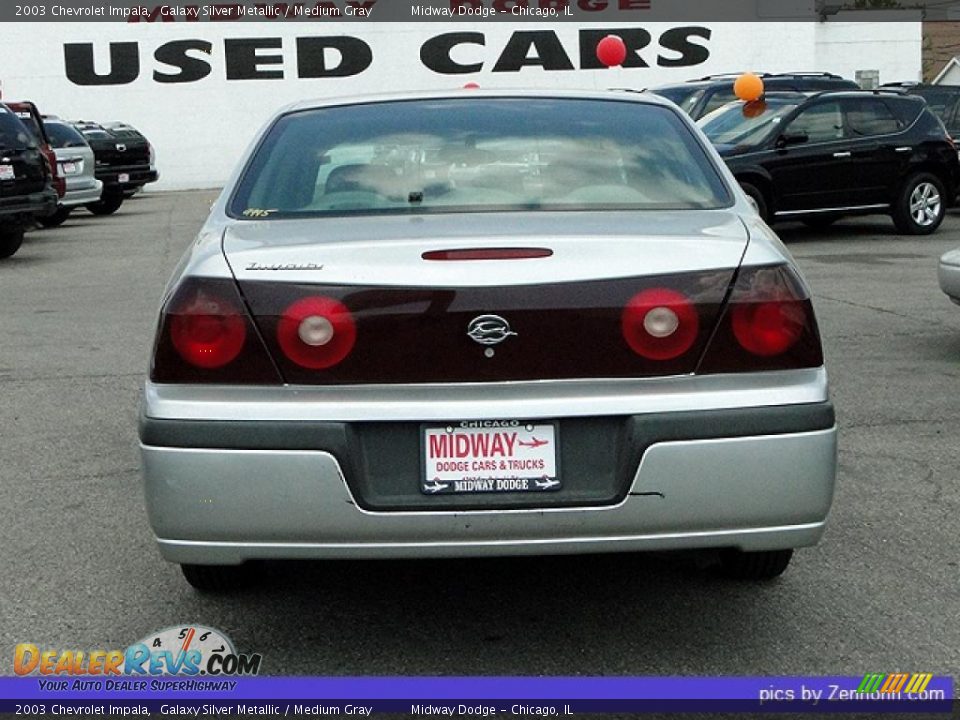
xmin=698 ymin=264 xmax=823 ymax=373
xmin=150 ymin=277 xmax=281 ymax=384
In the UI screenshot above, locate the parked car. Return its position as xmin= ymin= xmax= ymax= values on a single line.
xmin=650 ymin=72 xmax=860 ymax=120
xmin=39 ymin=118 xmax=103 ymax=227
xmin=881 ymin=83 xmax=960 ymax=137
xmin=139 ymin=90 xmax=837 ymax=591
xmin=5 ymin=100 xmax=66 ymax=201
xmin=0 ymin=104 xmax=57 ymax=258
xmin=940 ymin=247 xmax=960 ymax=305
xmin=72 ymin=120 xmax=157 ymax=215
xmin=697 ymin=90 xmax=959 ymax=234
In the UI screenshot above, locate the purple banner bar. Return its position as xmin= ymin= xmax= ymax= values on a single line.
xmin=0 ymin=676 xmax=953 ymax=714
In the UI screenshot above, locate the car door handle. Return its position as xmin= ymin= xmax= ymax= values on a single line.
xmin=893 ymin=146 xmax=912 ymax=153
xmin=832 ymin=152 xmax=852 ymax=158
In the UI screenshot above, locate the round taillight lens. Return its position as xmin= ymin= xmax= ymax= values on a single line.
xmin=169 ymin=293 xmax=247 ymax=369
xmin=621 ymin=288 xmax=699 ymax=360
xmin=277 ymin=296 xmax=356 ymax=370
xmin=731 ymin=300 xmax=806 ymax=356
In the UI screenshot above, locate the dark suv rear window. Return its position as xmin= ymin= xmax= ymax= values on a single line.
xmin=0 ymin=107 xmax=34 ymax=150
xmin=230 ymin=97 xmax=732 ymax=219
xmin=845 ymin=98 xmax=902 ymax=136
xmin=45 ymin=121 xmax=87 ymax=149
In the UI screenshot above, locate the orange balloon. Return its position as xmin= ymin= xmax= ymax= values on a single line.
xmin=734 ymin=73 xmax=764 ymax=102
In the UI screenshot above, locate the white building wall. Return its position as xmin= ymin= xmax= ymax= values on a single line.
xmin=0 ymin=19 xmax=922 ymax=190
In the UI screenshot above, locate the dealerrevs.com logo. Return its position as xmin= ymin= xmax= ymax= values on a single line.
xmin=14 ymin=625 xmax=262 ymax=681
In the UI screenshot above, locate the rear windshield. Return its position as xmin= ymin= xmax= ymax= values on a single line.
xmin=0 ymin=107 xmax=35 ymax=150
xmin=648 ymin=86 xmax=703 ymax=115
xmin=229 ymin=97 xmax=731 ymax=219
xmin=45 ymin=121 xmax=88 ymax=149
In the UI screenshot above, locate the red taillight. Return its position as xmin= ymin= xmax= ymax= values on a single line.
xmin=277 ymin=296 xmax=356 ymax=370
xmin=698 ymin=264 xmax=823 ymax=374
xmin=732 ymin=299 xmax=805 ymax=356
xmin=621 ymin=287 xmax=699 ymax=361
xmin=169 ymin=290 xmax=247 ymax=369
xmin=151 ymin=278 xmax=281 ymax=384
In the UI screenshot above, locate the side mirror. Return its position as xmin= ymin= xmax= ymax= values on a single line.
xmin=777 ymin=131 xmax=808 ymax=148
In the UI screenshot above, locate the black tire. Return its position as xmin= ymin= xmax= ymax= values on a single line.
xmin=892 ymin=172 xmax=946 ymax=235
xmin=802 ymin=215 xmax=839 ymax=230
xmin=39 ymin=206 xmax=71 ymax=228
xmin=85 ymin=193 xmax=124 ymax=216
xmin=180 ymin=563 xmax=253 ymax=593
xmin=739 ymin=181 xmax=770 ymax=223
xmin=718 ymin=549 xmax=793 ymax=580
xmin=0 ymin=225 xmax=25 ymax=259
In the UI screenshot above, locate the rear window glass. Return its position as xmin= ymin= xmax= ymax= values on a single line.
xmin=845 ymin=98 xmax=902 ymax=136
xmin=0 ymin=108 xmax=34 ymax=149
xmin=45 ymin=121 xmax=87 ymax=149
xmin=913 ymin=88 xmax=960 ymax=130
xmin=230 ymin=97 xmax=731 ymax=219
xmin=649 ymin=86 xmax=704 ymax=115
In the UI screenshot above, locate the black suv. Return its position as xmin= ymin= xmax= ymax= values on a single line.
xmin=0 ymin=104 xmax=57 ymax=258
xmin=72 ymin=120 xmax=157 ymax=215
xmin=698 ymin=90 xmax=959 ymax=234
xmin=650 ymin=72 xmax=860 ymax=120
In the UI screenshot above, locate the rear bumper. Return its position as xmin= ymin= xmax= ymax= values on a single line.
xmin=97 ymin=167 xmax=158 ymax=190
xmin=139 ymin=371 xmax=837 ymax=564
xmin=61 ymin=178 xmax=102 ymax=208
xmin=0 ymin=188 xmax=57 ymax=219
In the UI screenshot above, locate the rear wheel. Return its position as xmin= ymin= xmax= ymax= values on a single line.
xmin=739 ymin=181 xmax=770 ymax=223
xmin=39 ymin=206 xmax=71 ymax=228
xmin=180 ymin=563 xmax=253 ymax=592
xmin=892 ymin=173 xmax=946 ymax=235
xmin=718 ymin=549 xmax=793 ymax=580
xmin=86 ymin=192 xmax=124 ymax=216
xmin=0 ymin=225 xmax=25 ymax=259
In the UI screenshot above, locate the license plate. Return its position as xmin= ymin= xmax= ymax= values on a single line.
xmin=422 ymin=422 xmax=559 ymax=495
xmin=60 ymin=161 xmax=78 ymax=175
xmin=0 ymin=164 xmax=14 ymax=181
xmin=118 ymin=172 xmax=130 ymax=183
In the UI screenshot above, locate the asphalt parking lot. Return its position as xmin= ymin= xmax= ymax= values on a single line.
xmin=1 ymin=191 xmax=958 ymax=678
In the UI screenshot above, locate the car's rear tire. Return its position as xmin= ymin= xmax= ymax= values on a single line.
xmin=739 ymin=181 xmax=770 ymax=223
xmin=802 ymin=215 xmax=839 ymax=230
xmin=39 ymin=206 xmax=71 ymax=228
xmin=718 ymin=549 xmax=793 ymax=580
xmin=892 ymin=173 xmax=946 ymax=235
xmin=180 ymin=563 xmax=253 ymax=592
xmin=86 ymin=192 xmax=124 ymax=216
xmin=0 ymin=225 xmax=25 ymax=259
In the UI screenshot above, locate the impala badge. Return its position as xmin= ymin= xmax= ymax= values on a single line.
xmin=467 ymin=315 xmax=517 ymax=346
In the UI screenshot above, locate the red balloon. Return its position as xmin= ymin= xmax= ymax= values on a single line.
xmin=596 ymin=35 xmax=628 ymax=68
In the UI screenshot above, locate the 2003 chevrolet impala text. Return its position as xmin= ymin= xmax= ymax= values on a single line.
xmin=138 ymin=90 xmax=837 ymax=591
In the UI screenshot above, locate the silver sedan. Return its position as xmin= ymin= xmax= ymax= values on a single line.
xmin=139 ymin=90 xmax=837 ymax=591
xmin=939 ymin=247 xmax=960 ymax=305
xmin=40 ymin=119 xmax=102 ymax=227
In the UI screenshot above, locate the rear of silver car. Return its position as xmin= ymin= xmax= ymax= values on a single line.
xmin=139 ymin=92 xmax=837 ymax=589
xmin=54 ymin=144 xmax=101 ymax=208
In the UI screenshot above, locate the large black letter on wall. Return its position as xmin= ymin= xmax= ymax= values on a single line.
xmin=153 ymin=40 xmax=213 ymax=84
xmin=657 ymin=27 xmax=711 ymax=67
xmin=297 ymin=37 xmax=372 ymax=78
xmin=579 ymin=28 xmax=650 ymax=69
xmin=224 ymin=38 xmax=284 ymax=80
xmin=420 ymin=33 xmax=484 ymax=75
xmin=493 ymin=31 xmax=575 ymax=73
xmin=64 ymin=43 xmax=139 ymax=86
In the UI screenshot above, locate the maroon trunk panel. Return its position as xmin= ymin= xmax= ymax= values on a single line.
xmin=237 ymin=271 xmax=736 ymax=385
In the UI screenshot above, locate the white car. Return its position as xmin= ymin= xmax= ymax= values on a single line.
xmin=139 ymin=90 xmax=837 ymax=591
xmin=39 ymin=119 xmax=102 ymax=227
xmin=939 ymin=248 xmax=960 ymax=305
